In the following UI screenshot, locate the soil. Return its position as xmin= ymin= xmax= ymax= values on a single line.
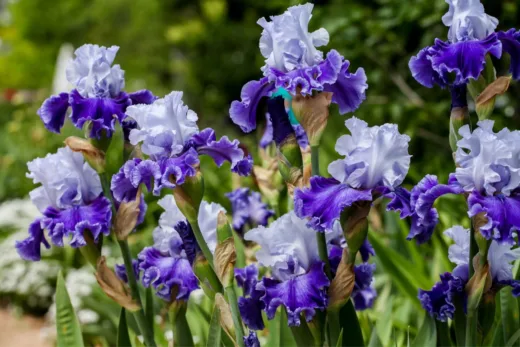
xmin=0 ymin=309 xmax=52 ymax=347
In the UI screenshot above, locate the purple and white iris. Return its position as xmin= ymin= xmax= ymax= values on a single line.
xmin=243 ymin=212 xmax=330 ymax=326
xmin=419 ymin=226 xmax=520 ymax=321
xmin=110 ymin=91 xmax=252 ymax=203
xmin=229 ymin=3 xmax=368 ymax=133
xmin=396 ymin=121 xmax=520 ymax=245
xmin=15 ymin=147 xmax=112 ymax=261
xmin=225 ymin=188 xmax=274 ymax=232
xmin=409 ymin=0 xmax=520 ymax=88
xmin=295 ymin=117 xmax=411 ymax=231
xmin=38 ymin=44 xmax=156 ymax=138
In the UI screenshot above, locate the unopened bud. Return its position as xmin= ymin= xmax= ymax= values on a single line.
xmin=340 ymin=203 xmax=371 ymax=263
xmin=215 ymin=293 xmax=236 ymax=340
xmin=95 ymin=257 xmax=140 ymax=311
xmin=475 ymin=76 xmax=511 ymax=120
xmin=172 ymin=169 xmax=204 ymax=222
xmin=291 ymin=92 xmax=332 ymax=147
xmin=328 ymin=248 xmax=355 ymax=310
xmin=65 ymin=136 xmax=106 ymax=173
xmin=214 ymin=212 xmax=236 ymax=286
xmin=193 ymin=254 xmax=222 ymax=299
xmin=114 ymin=187 xmax=142 ymax=240
xmin=465 ymin=262 xmax=492 ymax=312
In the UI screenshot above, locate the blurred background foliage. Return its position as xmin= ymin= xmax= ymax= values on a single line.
xmin=1 ymin=0 xmax=520 ymax=345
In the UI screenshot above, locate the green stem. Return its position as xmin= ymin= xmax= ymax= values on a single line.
xmin=99 ymin=173 xmax=156 ymax=346
xmin=170 ymin=304 xmax=194 ymax=347
xmin=225 ymin=286 xmax=245 ymax=347
xmin=311 ymin=146 xmax=332 ymax=280
xmin=466 ymin=224 xmax=479 ymax=347
xmin=119 ymin=240 xmax=157 ymax=347
xmin=340 ymin=300 xmax=364 ymax=347
xmin=189 ymin=217 xmax=215 ymax=269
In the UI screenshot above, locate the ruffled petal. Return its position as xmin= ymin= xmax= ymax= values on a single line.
xmin=497 ymin=29 xmax=520 ymax=80
xmin=231 ymin=154 xmax=253 ymax=176
xmin=468 ymin=191 xmax=520 ymax=244
xmin=235 ymin=264 xmax=261 ymax=297
xmin=189 ymin=128 xmax=247 ymax=171
xmin=15 ymin=218 xmax=50 ymax=261
xmin=418 ymin=272 xmax=465 ymax=322
xmin=155 ymin=147 xmax=200 ymax=194
xmin=409 ymin=46 xmax=445 ymax=88
xmin=230 ymin=77 xmax=275 ymax=133
xmin=37 ymin=93 xmax=70 ymax=133
xmin=226 ymin=188 xmax=274 ymax=232
xmin=431 ymin=35 xmax=502 ymax=85
xmin=40 ymin=195 xmax=112 ymax=248
xmin=69 ymin=89 xmax=131 ymax=139
xmin=259 ymin=262 xmax=329 ymax=326
xmin=138 ymin=247 xmax=199 ymax=301
xmin=111 ymin=159 xmax=161 ymax=203
xmin=243 ymin=331 xmax=260 ymax=347
xmin=128 ymin=89 xmax=157 ymax=105
xmin=323 ymin=60 xmax=368 ymax=114
xmin=174 ymin=221 xmax=199 ymax=265
xmin=359 ymin=239 xmax=375 ymax=262
xmin=260 ymin=115 xmax=274 ymax=148
xmin=352 ymin=263 xmax=377 ymax=310
xmin=294 ymin=176 xmax=373 ymax=231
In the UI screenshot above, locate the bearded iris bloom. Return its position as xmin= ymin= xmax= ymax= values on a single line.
xmin=38 ymin=44 xmax=156 ymax=139
xmin=295 ymin=117 xmax=411 ymax=231
xmin=396 ymin=121 xmax=520 ymax=245
xmin=111 ymin=91 xmax=252 ymax=203
xmin=419 ymin=226 xmax=520 ymax=321
xmin=15 ymin=147 xmax=112 ymax=261
xmin=230 ymin=3 xmax=368 ymax=133
xmin=225 ymin=188 xmax=274 ymax=232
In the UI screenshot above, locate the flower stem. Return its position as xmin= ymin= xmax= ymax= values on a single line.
xmin=311 ymin=146 xmax=332 ymax=280
xmin=170 ymin=303 xmax=194 ymax=347
xmin=99 ymin=173 xmax=156 ymax=346
xmin=189 ymin=217 xmax=215 ymax=269
xmin=225 ymin=285 xmax=245 ymax=347
xmin=119 ymin=240 xmax=157 ymax=347
xmin=466 ymin=223 xmax=479 ymax=347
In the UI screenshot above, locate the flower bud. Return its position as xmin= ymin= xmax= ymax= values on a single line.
xmin=95 ymin=256 xmax=140 ymax=311
xmin=475 ymin=76 xmax=511 ymax=120
xmin=340 ymin=203 xmax=371 ymax=263
xmin=214 ymin=212 xmax=236 ymax=287
xmin=172 ymin=169 xmax=204 ymax=223
xmin=291 ymin=92 xmax=332 ymax=147
xmin=328 ymin=248 xmax=355 ymax=310
xmin=193 ymin=254 xmax=223 ymax=299
xmin=215 ymin=293 xmax=236 ymax=341
xmin=64 ymin=136 xmax=106 ymax=173
xmin=465 ymin=261 xmax=492 ymax=312
xmin=114 ymin=187 xmax=142 ymax=240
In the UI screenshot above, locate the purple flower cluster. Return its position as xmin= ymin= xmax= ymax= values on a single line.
xmin=226 ymin=188 xmax=274 ymax=232
xmin=409 ymin=0 xmax=520 ymax=88
xmin=419 ymin=226 xmax=520 ymax=321
xmin=15 ymin=147 xmax=112 ymax=261
xmin=38 ymin=44 xmax=156 ymax=139
xmin=111 ymin=91 xmax=252 ymax=203
xmin=229 ymin=3 xmax=368 ymax=133
xmin=394 ymin=121 xmax=520 ymax=245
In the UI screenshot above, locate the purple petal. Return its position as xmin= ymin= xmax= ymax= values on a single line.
xmin=328 ymin=245 xmax=343 ymax=275
xmin=431 ymin=35 xmax=502 ymax=85
xmin=359 ymin=239 xmax=375 ymax=262
xmin=385 ymin=186 xmax=413 ymax=218
xmin=174 ymin=221 xmax=199 ymax=265
xmin=235 ymin=265 xmax=266 ymax=330
xmin=259 ymin=262 xmax=329 ymax=326
xmin=497 ymin=29 xmax=520 ymax=80
xmin=154 ymin=148 xmax=200 ymax=194
xmin=138 ymin=247 xmax=199 ymax=301
xmin=40 ymin=195 xmax=112 ymax=248
xmin=352 ymin=263 xmax=377 ymax=310
xmin=15 ymin=218 xmax=50 ymax=261
xmin=260 ymin=115 xmax=274 ymax=148
xmin=268 ymin=96 xmax=295 ymax=146
xmin=230 ymin=77 xmax=275 ymax=133
xmin=323 ymin=59 xmax=368 ymax=114
xmin=115 ymin=259 xmax=140 ymax=283
xmin=468 ymin=191 xmax=520 ymax=244
xmin=69 ymin=89 xmax=131 ymax=139
xmin=111 ymin=159 xmax=161 ymax=203
xmin=294 ymin=176 xmax=373 ymax=232
xmin=226 ymin=188 xmax=274 ymax=232
xmin=128 ymin=89 xmax=157 ymax=105
xmin=37 ymin=93 xmax=70 ymax=133
xmin=136 ymin=194 xmax=147 ymax=227
xmin=418 ymin=272 xmax=465 ymax=322
xmin=293 ymin=124 xmax=309 ymax=149
xmin=409 ymin=46 xmax=445 ymax=88
xmin=231 ymin=154 xmax=253 ymax=176
xmin=190 ymin=128 xmax=246 ymax=170
xmin=243 ymin=331 xmax=260 ymax=347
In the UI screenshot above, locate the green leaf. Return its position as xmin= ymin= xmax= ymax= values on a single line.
xmin=233 ymin=230 xmax=246 ymax=269
xmin=117 ymin=308 xmax=132 ymax=347
xmin=145 ymin=287 xmax=154 ymax=336
xmin=501 ymin=288 xmax=520 ymax=346
xmin=411 ymin=315 xmax=436 ymax=347
xmin=506 ymin=329 xmax=520 ymax=347
xmin=368 ymin=327 xmax=383 ymax=347
xmin=55 ymin=271 xmax=85 ymax=347
xmin=207 ymin=307 xmax=222 ymax=347
xmin=340 ymin=300 xmax=364 ymax=347
xmin=336 ymin=330 xmax=344 ymax=347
